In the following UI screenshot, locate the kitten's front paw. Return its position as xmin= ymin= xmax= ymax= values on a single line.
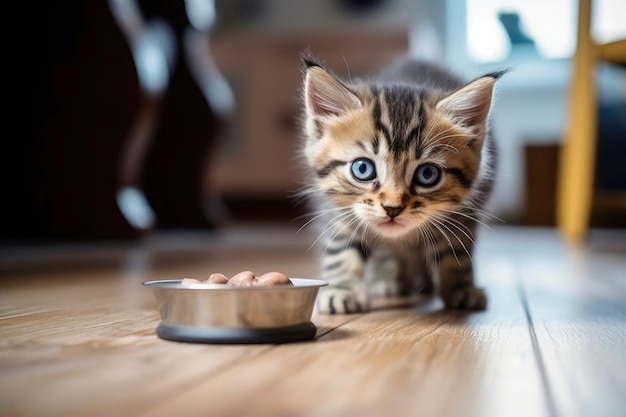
xmin=316 ymin=289 xmax=366 ymax=314
xmin=443 ymin=287 xmax=487 ymax=310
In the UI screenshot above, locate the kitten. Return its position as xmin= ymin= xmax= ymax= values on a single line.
xmin=299 ymin=52 xmax=503 ymax=314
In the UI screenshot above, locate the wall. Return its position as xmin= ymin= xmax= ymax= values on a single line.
xmin=210 ymin=0 xmax=624 ymax=223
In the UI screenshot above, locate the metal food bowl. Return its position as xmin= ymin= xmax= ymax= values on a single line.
xmin=143 ymin=278 xmax=328 ymax=344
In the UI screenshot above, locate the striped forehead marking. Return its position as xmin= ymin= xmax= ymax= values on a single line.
xmin=371 ymin=85 xmax=429 ymax=160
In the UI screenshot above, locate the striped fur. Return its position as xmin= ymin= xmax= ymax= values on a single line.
xmin=300 ymin=53 xmax=502 ymax=314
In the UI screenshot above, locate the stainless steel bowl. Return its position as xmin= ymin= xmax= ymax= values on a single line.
xmin=143 ymin=278 xmax=327 ymax=344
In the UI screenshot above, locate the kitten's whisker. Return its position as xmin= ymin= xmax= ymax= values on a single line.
xmin=421 ymin=224 xmax=439 ymax=265
xmin=427 ymin=219 xmax=461 ymax=266
xmin=322 ymin=215 xmax=361 ymax=258
xmin=436 ymin=215 xmax=476 ymax=247
xmin=333 ymin=214 xmax=361 ymax=249
xmin=321 ymin=213 xmax=360 ymax=257
xmin=424 ymin=122 xmax=462 ymax=143
xmin=449 ymin=220 xmax=476 ymax=244
xmin=438 ymin=218 xmax=473 ymax=259
xmin=294 ymin=205 xmax=352 ymax=221
xmin=425 ymin=226 xmax=439 ymax=263
xmin=296 ymin=216 xmax=325 ymax=235
xmin=290 ymin=185 xmax=321 ymax=203
xmin=430 ymin=131 xmax=473 ymax=143
xmin=347 ymin=217 xmax=366 ymax=251
xmin=414 ymin=231 xmax=436 ymax=294
xmin=342 ymin=55 xmax=352 ymax=83
xmin=420 ymin=115 xmax=454 ymax=151
xmin=432 ymin=217 xmax=472 ymax=266
xmin=295 ymin=206 xmax=352 ymax=234
xmin=458 ymin=203 xmax=505 ymax=223
xmin=407 ymin=225 xmax=419 ymax=247
xmin=472 ymin=210 xmax=504 ymax=224
xmin=306 ymin=210 xmax=355 ymax=252
xmin=431 ymin=217 xmax=472 ymax=263
xmin=416 ymin=114 xmax=423 ymax=155
xmin=317 ymin=211 xmax=354 ymax=241
xmin=346 ymin=217 xmax=370 ymax=260
xmin=427 ymin=133 xmax=472 ymax=154
xmin=438 ymin=208 xmax=493 ymax=231
xmin=361 ymin=225 xmax=368 ymax=252
xmin=429 ymin=144 xmax=459 ymax=154
xmin=324 ymin=209 xmax=355 ymax=228
xmin=429 ymin=131 xmax=472 ymax=145
xmin=415 ymin=279 xmax=433 ymax=295
xmin=434 ymin=212 xmax=475 ymax=241
xmin=420 ymin=111 xmax=444 ymax=140
xmin=419 ymin=120 xmax=473 ymax=156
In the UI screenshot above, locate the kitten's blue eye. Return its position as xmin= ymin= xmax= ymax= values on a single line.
xmin=414 ymin=163 xmax=441 ymax=187
xmin=351 ymin=158 xmax=376 ymax=181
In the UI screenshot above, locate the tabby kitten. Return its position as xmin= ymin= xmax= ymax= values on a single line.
xmin=300 ymin=52 xmax=503 ymax=314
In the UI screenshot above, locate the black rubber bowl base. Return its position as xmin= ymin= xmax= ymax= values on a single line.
xmin=155 ymin=322 xmax=317 ymax=344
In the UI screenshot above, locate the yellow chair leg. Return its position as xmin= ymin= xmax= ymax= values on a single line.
xmin=557 ymin=0 xmax=598 ymax=243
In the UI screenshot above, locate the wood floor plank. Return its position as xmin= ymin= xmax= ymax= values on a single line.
xmin=0 ymin=337 xmax=271 ymax=417
xmin=0 ymin=232 xmax=355 ymax=417
xmin=516 ymin=231 xmax=626 ymax=417
xmin=136 ymin=254 xmax=549 ymax=417
xmin=2 ymin=226 xmax=623 ymax=417
xmin=0 ymin=311 xmax=357 ymax=417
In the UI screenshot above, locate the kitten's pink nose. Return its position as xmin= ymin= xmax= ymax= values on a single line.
xmin=382 ymin=205 xmax=404 ymax=219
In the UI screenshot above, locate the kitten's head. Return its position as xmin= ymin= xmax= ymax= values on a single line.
xmin=301 ymin=54 xmax=500 ymax=240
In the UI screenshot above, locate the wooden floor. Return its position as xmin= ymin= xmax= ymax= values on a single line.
xmin=1 ymin=224 xmax=625 ymax=417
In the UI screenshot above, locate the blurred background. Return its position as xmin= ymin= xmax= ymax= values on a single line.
xmin=3 ymin=0 xmax=625 ymax=245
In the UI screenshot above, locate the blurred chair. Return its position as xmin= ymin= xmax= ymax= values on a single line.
xmin=4 ymin=1 xmax=142 ymax=240
xmin=556 ymin=0 xmax=626 ymax=242
xmin=2 ymin=0 xmax=232 ymax=242
xmin=112 ymin=0 xmax=234 ymax=231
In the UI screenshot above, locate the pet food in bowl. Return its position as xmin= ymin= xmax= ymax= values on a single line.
xmin=143 ymin=274 xmax=327 ymax=344
xmin=180 ymin=271 xmax=293 ymax=287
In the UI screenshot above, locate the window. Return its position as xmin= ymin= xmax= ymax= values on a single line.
xmin=467 ymin=0 xmax=576 ymax=63
xmin=446 ymin=0 xmax=626 ymax=88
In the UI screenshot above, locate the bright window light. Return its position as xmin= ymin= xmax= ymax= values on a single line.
xmin=466 ymin=0 xmax=626 ymax=63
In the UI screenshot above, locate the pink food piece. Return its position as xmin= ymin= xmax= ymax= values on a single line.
xmin=228 ymin=271 xmax=256 ymax=287
xmin=194 ymin=271 xmax=293 ymax=287
xmin=205 ymin=273 xmax=229 ymax=284
xmin=258 ymin=272 xmax=292 ymax=286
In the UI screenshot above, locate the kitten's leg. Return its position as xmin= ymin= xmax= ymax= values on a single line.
xmin=437 ymin=228 xmax=487 ymax=310
xmin=316 ymin=239 xmax=367 ymax=314
xmin=366 ymin=245 xmax=437 ymax=298
xmin=365 ymin=248 xmax=403 ymax=297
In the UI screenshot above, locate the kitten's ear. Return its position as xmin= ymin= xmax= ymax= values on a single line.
xmin=436 ymin=72 xmax=504 ymax=130
xmin=304 ymin=64 xmax=361 ymax=119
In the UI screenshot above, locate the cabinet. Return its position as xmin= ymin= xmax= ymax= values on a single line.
xmin=207 ymin=31 xmax=409 ymax=198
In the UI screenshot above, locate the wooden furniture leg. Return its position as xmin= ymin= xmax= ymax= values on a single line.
xmin=557 ymin=0 xmax=597 ymax=243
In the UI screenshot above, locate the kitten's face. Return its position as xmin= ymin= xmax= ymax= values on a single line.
xmin=303 ymin=63 xmax=496 ymax=239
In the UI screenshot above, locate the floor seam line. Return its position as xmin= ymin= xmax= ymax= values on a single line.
xmin=517 ymin=273 xmax=559 ymax=417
